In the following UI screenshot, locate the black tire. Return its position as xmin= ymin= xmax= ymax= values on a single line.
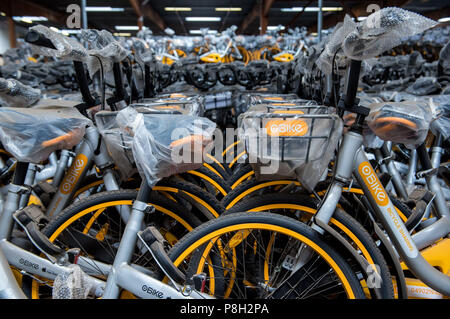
xmin=225 ymin=193 xmax=395 ymax=299
xmin=183 ymin=166 xmax=231 ymax=198
xmin=169 ymin=212 xmax=366 ymax=299
xmin=158 ymin=177 xmax=225 ymax=220
xmin=227 ymin=164 xmax=254 ymax=189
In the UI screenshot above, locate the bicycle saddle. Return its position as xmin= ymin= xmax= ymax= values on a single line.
xmin=367 ymin=101 xmax=432 ymax=147
xmin=0 ymin=100 xmax=91 ymax=163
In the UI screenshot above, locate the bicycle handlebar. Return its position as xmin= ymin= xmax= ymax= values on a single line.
xmin=25 ymin=31 xmax=56 ymax=50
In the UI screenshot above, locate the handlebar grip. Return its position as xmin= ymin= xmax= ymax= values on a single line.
xmin=25 ymin=31 xmax=56 ymax=50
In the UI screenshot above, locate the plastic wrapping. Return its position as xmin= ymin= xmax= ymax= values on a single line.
xmin=81 ymin=29 xmax=130 ymax=75
xmin=132 ymin=37 xmax=154 ymax=65
xmin=367 ymin=101 xmax=432 ymax=148
xmin=52 ymin=265 xmax=93 ymax=299
xmin=29 ymin=25 xmax=89 ymax=63
xmin=139 ymin=96 xmax=205 ymax=116
xmin=246 ymin=93 xmax=299 ymax=107
xmin=342 ymin=8 xmax=437 ymax=60
xmin=115 ymin=107 xmax=216 ymax=186
xmin=0 ymin=100 xmax=91 ymax=163
xmin=239 ymin=107 xmax=343 ymax=191
xmin=439 ymin=40 xmax=450 ymax=74
xmin=95 ymin=110 xmax=136 ymax=180
xmin=0 ymin=78 xmax=41 ymax=107
xmin=405 ymin=77 xmax=441 ymax=96
xmin=429 ymin=95 xmax=450 ymax=141
xmin=316 ymin=16 xmax=357 ymax=74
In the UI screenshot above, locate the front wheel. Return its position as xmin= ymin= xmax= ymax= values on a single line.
xmin=169 ymin=212 xmax=366 ymax=299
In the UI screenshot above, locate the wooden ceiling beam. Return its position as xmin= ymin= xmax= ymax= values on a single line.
xmin=129 ymin=0 xmax=166 ymax=31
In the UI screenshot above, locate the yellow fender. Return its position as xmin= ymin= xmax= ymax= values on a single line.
xmin=200 ymin=52 xmax=223 ymax=63
xmin=273 ymin=52 xmax=294 ymax=62
xmin=399 ymin=238 xmax=450 ymax=299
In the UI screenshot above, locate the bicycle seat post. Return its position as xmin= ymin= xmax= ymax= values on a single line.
xmin=338 ymin=59 xmax=370 ymax=132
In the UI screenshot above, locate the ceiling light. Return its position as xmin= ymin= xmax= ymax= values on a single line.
xmin=165 ymin=7 xmax=192 ymax=11
xmin=357 ymin=16 xmax=367 ymax=21
xmin=61 ymin=29 xmax=81 ymax=36
xmin=189 ymin=30 xmax=218 ymax=34
xmin=13 ymin=16 xmax=48 ymax=22
xmin=281 ymin=7 xmax=343 ymax=12
xmin=215 ymin=8 xmax=242 ymax=12
xmin=113 ymin=32 xmax=131 ymax=37
xmin=186 ymin=17 xmax=221 ymax=22
xmin=85 ymin=7 xmax=124 ymax=12
xmin=438 ymin=17 xmax=450 ymax=23
xmin=115 ymin=26 xmax=139 ymax=30
xmin=1 ymin=12 xmax=6 ymax=16
xmin=267 ymin=26 xmax=285 ymax=30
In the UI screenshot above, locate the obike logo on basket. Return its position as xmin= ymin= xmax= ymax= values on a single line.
xmin=60 ymin=154 xmax=88 ymax=195
xmin=262 ymin=97 xmax=284 ymax=101
xmin=271 ymin=103 xmax=296 ymax=106
xmin=358 ymin=161 xmax=388 ymax=206
xmin=273 ymin=110 xmax=304 ymax=114
xmin=170 ymin=93 xmax=187 ymax=98
xmin=155 ymin=105 xmax=182 ymax=110
xmin=265 ymin=119 xmax=308 ymax=137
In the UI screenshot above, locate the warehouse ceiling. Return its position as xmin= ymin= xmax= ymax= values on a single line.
xmin=1 ymin=0 xmax=449 ymax=36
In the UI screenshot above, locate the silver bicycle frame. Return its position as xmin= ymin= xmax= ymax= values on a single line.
xmin=45 ymin=126 xmax=128 ymax=219
xmin=313 ymin=131 xmax=450 ymax=296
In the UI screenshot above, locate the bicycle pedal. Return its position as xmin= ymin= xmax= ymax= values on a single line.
xmin=191 ymin=273 xmax=207 ymax=292
xmin=404 ymin=188 xmax=435 ymax=232
xmin=32 ymin=180 xmax=57 ymax=207
xmin=14 ymin=204 xmax=49 ymax=227
xmin=138 ymin=226 xmax=185 ymax=285
xmin=14 ymin=206 xmax=64 ymax=259
xmin=408 ymin=188 xmax=435 ymax=204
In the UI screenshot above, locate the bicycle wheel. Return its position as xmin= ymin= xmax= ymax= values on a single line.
xmin=24 ymin=189 xmax=202 ymax=299
xmin=169 ymin=212 xmax=366 ymax=299
xmin=225 ymin=193 xmax=395 ymax=299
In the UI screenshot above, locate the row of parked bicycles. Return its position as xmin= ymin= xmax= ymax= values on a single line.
xmin=134 ymin=25 xmax=311 ymax=66
xmin=0 ymin=7 xmax=448 ymax=300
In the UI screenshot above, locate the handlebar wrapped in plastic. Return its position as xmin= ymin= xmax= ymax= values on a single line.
xmin=343 ymin=7 xmax=437 ymax=60
xmin=317 ymin=8 xmax=437 ymax=74
xmin=81 ymin=29 xmax=130 ymax=74
xmin=27 ymin=25 xmax=89 ymax=64
xmin=0 ymin=77 xmax=41 ymax=107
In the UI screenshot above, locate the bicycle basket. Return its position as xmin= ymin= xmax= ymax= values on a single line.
xmin=238 ymin=103 xmax=329 ymax=127
xmin=239 ymin=107 xmax=343 ymax=191
xmin=366 ymin=101 xmax=432 ymax=148
xmin=246 ymin=93 xmax=299 ymax=106
xmin=140 ymin=95 xmax=205 ymax=116
xmin=115 ymin=107 xmax=216 ymax=186
xmin=0 ymin=100 xmax=91 ymax=163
